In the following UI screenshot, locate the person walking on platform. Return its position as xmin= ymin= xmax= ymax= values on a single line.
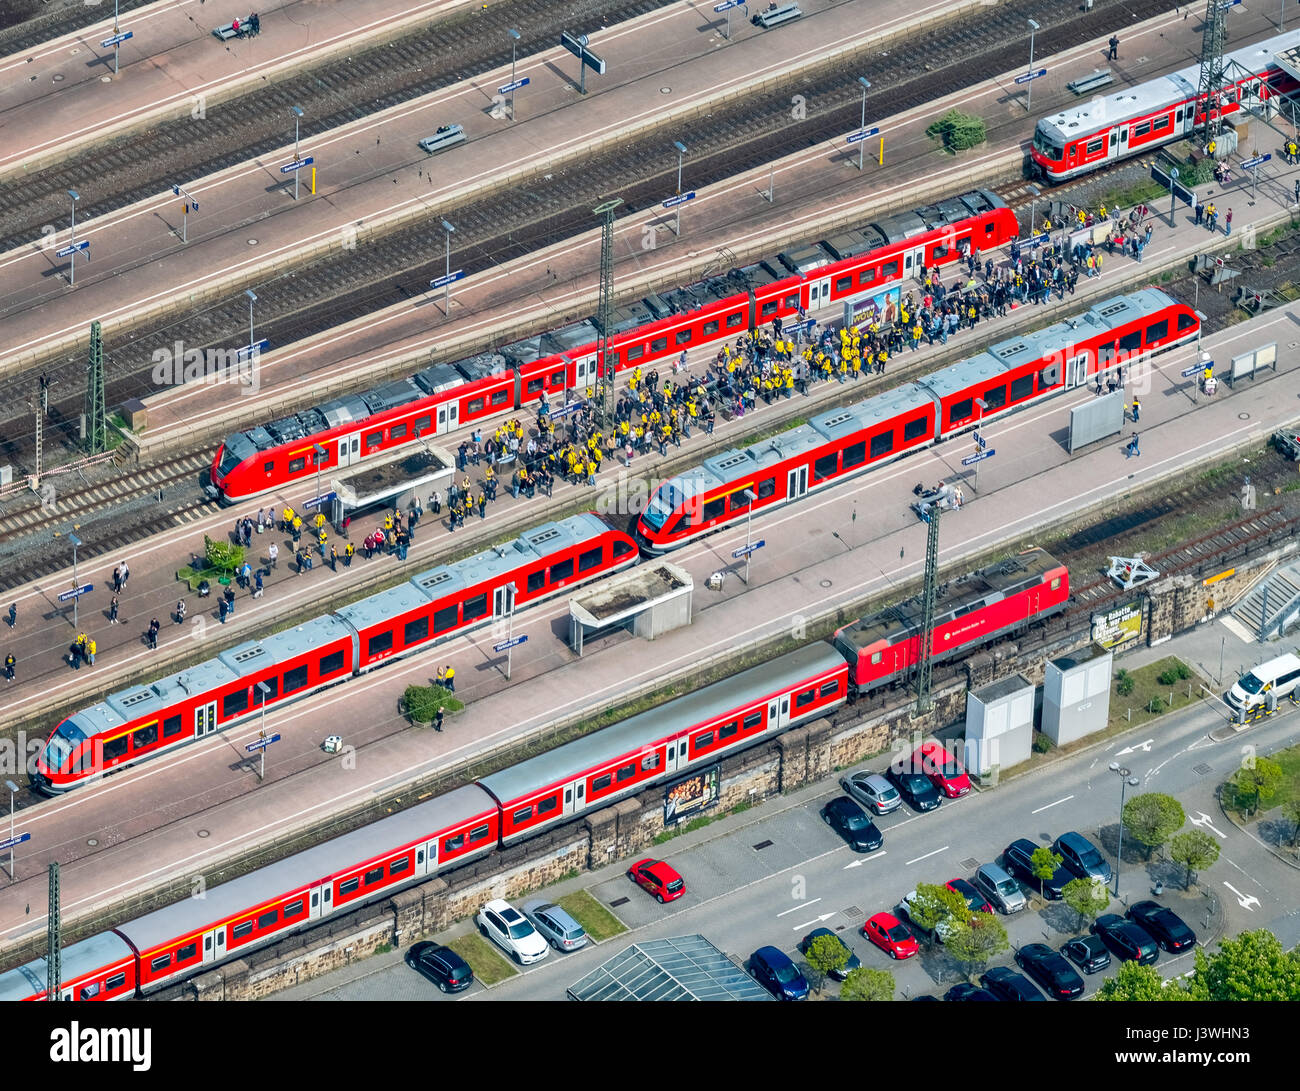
xmin=254 ymin=571 xmax=264 ymax=598
xmin=344 ymin=543 xmax=354 ymax=568
xmin=1126 ymin=432 xmax=1141 ymax=459
xmin=443 ymin=664 xmax=456 ymax=694
xmin=176 ymin=599 xmax=186 ymax=625
xmin=434 ymin=707 xmax=444 ymax=733
xmin=4 ymin=653 xmax=13 ymax=682
xmin=1131 ymin=398 xmax=1140 ymax=422
xmin=1109 ymin=34 xmax=1119 ymax=60
xmin=5 ymin=604 xmax=14 ymax=628
xmin=109 ymin=597 xmax=119 ymax=624
xmin=268 ymin=542 xmax=279 ymax=569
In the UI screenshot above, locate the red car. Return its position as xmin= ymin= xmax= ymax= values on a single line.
xmin=627 ymin=858 xmax=686 ymax=903
xmin=914 ymin=742 xmax=971 ymax=798
xmin=862 ymin=912 xmax=919 ymax=960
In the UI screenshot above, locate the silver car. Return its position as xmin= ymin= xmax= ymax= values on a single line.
xmin=973 ymin=863 xmax=1027 ymax=914
xmin=523 ymin=900 xmax=588 ymax=952
xmin=840 ymin=771 xmax=902 ymax=815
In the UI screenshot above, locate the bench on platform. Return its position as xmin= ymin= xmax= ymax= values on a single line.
xmin=212 ymin=23 xmax=239 ymax=40
xmin=1067 ymin=70 xmax=1114 ymax=95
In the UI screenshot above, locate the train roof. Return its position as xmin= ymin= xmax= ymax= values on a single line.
xmin=916 ymin=353 xmax=1006 ymax=399
xmin=1037 ymin=30 xmax=1294 ymax=141
xmin=336 ymin=580 xmax=432 ymax=632
xmin=117 ymin=786 xmax=497 ymax=953
xmin=90 ymin=658 xmax=242 ymax=731
xmin=810 ymin=383 xmax=931 ymax=441
xmin=477 ymin=644 xmax=846 ymax=804
xmin=835 ymin=547 xmax=1064 ymax=650
xmin=216 ymin=615 xmax=356 ymax=676
xmin=0 ymin=931 xmax=135 ymax=1002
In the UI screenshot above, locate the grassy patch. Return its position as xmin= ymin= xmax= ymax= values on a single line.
xmin=1222 ymin=740 xmax=1300 ymax=820
xmin=557 ymin=889 xmax=626 ymax=943
xmin=448 ymin=933 xmax=517 ymax=985
xmin=1108 ymin=656 xmax=1206 ymax=732
xmin=1099 ymin=178 xmax=1166 ymax=212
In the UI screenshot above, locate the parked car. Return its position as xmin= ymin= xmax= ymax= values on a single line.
xmin=749 ymin=946 xmax=810 ymax=1000
xmin=1062 ymin=934 xmax=1111 ymax=975
xmin=1052 ymin=831 xmax=1113 ymax=885
xmin=820 ymin=795 xmax=884 ymax=853
xmin=973 ymin=862 xmax=1028 ymax=914
xmin=626 ymin=858 xmax=686 ymax=903
xmin=885 ymin=764 xmax=942 ymax=811
xmin=1002 ymin=838 xmax=1071 ymax=899
xmin=947 ymin=877 xmax=993 ymax=916
xmin=522 ymin=900 xmax=588 ymax=952
xmin=841 ymin=770 xmax=902 ymax=815
xmin=944 ymin=982 xmax=999 ymax=1001
xmin=799 ymin=927 xmax=861 ymax=980
xmin=476 ymin=899 xmax=550 ymax=965
xmin=1015 ymin=943 xmax=1086 ymax=999
xmin=914 ymin=741 xmax=971 ymax=798
xmin=1092 ymin=914 xmax=1159 ymax=964
xmin=862 ymin=912 xmax=919 ymax=960
xmin=980 ymin=966 xmax=1046 ymax=1001
xmin=405 ymin=942 xmax=474 ymax=993
xmin=899 ymin=889 xmax=957 ymax=944
xmin=1126 ymin=901 xmax=1197 ymax=952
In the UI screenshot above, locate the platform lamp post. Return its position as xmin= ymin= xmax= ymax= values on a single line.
xmin=741 ymin=488 xmax=758 ymax=585
xmin=5 ymin=780 xmax=18 ymax=882
xmin=857 ymin=77 xmax=871 ymax=171
xmin=507 ymin=28 xmax=521 ymax=119
xmin=312 ymin=442 xmax=327 ymax=515
xmin=68 ymin=532 xmax=82 ymax=630
xmin=504 ymin=580 xmax=518 ymax=680
xmin=1108 ymin=761 xmax=1141 ymax=896
xmin=290 ymin=105 xmax=304 ymax=200
xmin=972 ymin=396 xmax=987 ymax=494
xmin=672 ymin=141 xmax=688 ymax=236
xmin=1025 ymin=19 xmax=1040 ymax=112
xmin=256 ymin=681 xmax=271 ymax=782
xmin=244 ymin=288 xmax=258 ymax=359
xmin=67 ymin=189 xmax=80 ymax=287
xmin=440 ymin=219 xmax=456 ymax=316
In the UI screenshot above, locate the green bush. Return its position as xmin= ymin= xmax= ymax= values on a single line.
xmin=1116 ymin=669 xmax=1136 ymax=697
xmin=1147 ymin=696 xmax=1165 ymax=715
xmin=925 ymin=110 xmax=986 ymax=153
xmin=403 ymin=684 xmax=463 ymax=724
xmin=1032 ymin=733 xmax=1055 ymax=754
xmin=1157 ymin=663 xmax=1193 ymax=685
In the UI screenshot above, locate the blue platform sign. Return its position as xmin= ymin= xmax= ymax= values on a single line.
xmin=236 ymin=338 xmax=269 ymax=360
xmin=973 ymin=430 xmax=987 ymax=450
xmin=1029 ymin=230 xmax=1050 ymax=245
xmin=845 ymin=127 xmax=879 ymax=145
xmin=57 ymin=584 xmax=93 ymax=602
xmin=0 ymin=833 xmax=30 ymax=853
xmin=55 ymin=240 xmax=89 ymax=258
xmin=961 ymin=449 xmax=995 ymax=466
xmin=493 ymin=634 xmax=529 ymax=653
xmin=430 ymin=270 xmax=465 ymax=289
xmin=101 ymin=30 xmax=134 ymax=47
xmin=661 ymin=191 xmax=696 ymax=209
xmin=713 ymin=0 xmax=743 ymax=8
xmin=1241 ymin=153 xmax=1272 ymax=170
xmin=498 ymin=76 xmax=531 ymax=95
xmin=1014 ymin=68 xmax=1048 ymax=84
xmin=731 ymin=539 xmax=766 ymax=559
xmin=303 ymin=491 xmax=337 ymax=510
xmin=245 ymin=733 xmax=282 ymax=753
xmin=279 ymin=156 xmax=315 ymax=174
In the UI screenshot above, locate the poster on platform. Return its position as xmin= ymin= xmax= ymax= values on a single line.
xmin=664 ymin=765 xmax=720 ymax=825
xmin=843 ymin=285 xmax=902 ymax=331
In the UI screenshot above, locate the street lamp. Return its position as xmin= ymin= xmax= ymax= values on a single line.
xmin=857 ymin=77 xmax=871 ymax=171
xmin=507 ymin=28 xmax=521 ymax=120
xmin=256 ymin=681 xmax=271 ymax=781
xmin=68 ymin=189 xmax=80 ymax=286
xmin=972 ymin=396 xmax=987 ymax=494
xmin=673 ymin=141 xmax=687 ymax=237
xmin=1108 ymin=761 xmax=1141 ymax=896
xmin=741 ymin=488 xmax=758 ymax=585
xmin=290 ymin=105 xmax=304 ymax=200
xmin=244 ymin=289 xmax=258 ymax=358
xmin=68 ymin=532 xmax=82 ymax=629
xmin=5 ymin=780 xmax=18 ymax=882
xmin=441 ymin=219 xmax=455 ymax=316
xmin=1026 ymin=19 xmax=1040 ymax=112
xmin=312 ymin=442 xmax=327 ymax=512
xmin=503 ymin=581 xmax=518 ymax=680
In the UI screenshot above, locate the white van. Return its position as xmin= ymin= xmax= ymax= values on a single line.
xmin=419 ymin=124 xmax=466 ymax=154
xmin=1226 ymin=652 xmax=1300 ymax=711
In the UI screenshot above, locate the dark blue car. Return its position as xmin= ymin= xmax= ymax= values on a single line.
xmin=749 ymin=946 xmax=810 ymax=1000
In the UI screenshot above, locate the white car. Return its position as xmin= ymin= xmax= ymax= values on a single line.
xmin=899 ymin=889 xmax=957 ymax=944
xmin=476 ymin=899 xmax=550 ymax=964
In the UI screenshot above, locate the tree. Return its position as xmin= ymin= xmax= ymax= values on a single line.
xmin=1122 ymin=792 xmax=1186 ymax=858
xmin=1169 ymin=830 xmax=1220 ymax=889
xmin=1186 ymin=930 xmax=1300 ymax=1001
xmin=1279 ymin=799 xmax=1300 ymax=850
xmin=1232 ymin=755 xmax=1284 ymax=816
xmin=1096 ymin=960 xmax=1189 ymax=1001
xmin=840 ymin=966 xmax=894 ymax=1001
xmin=803 ymin=933 xmax=850 ymax=994
xmin=1029 ymin=846 xmax=1064 ymax=902
xmin=925 ymin=109 xmax=986 ymax=153
xmin=1061 ymin=877 xmax=1110 ymax=932
xmin=902 ymin=883 xmax=969 ymax=946
xmin=203 ymin=534 xmax=244 ymax=576
xmin=943 ymin=913 xmax=1009 ymax=977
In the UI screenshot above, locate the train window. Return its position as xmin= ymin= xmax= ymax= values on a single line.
xmin=869 ymin=432 xmax=894 ymax=459
xmin=859 ymin=267 xmax=876 ymax=286
xmin=1177 ymin=311 xmax=1197 ymax=331
xmin=260 ymin=677 xmax=279 ymax=701
xmin=757 ymin=477 xmax=776 ymax=499
xmin=626 ymin=343 xmax=644 ymax=361
xmin=1119 ymin=130 xmax=1127 ymax=143
xmin=1154 ymin=115 xmax=1169 ymax=131
xmin=903 ymin=417 xmax=927 ymax=442
xmin=578 ymin=546 xmax=604 ymax=573
xmin=80 ymin=982 xmax=101 ymax=1000
xmin=1118 ymin=330 xmax=1142 ymax=353
xmin=222 ymin=690 xmax=248 ymax=718
xmin=641 ymin=752 xmax=662 ymax=771
xmin=813 ymin=452 xmax=838 ymax=481
xmin=433 ymin=604 xmax=459 ymax=633
xmin=842 ymin=441 xmax=866 ymax=469
xmin=178 ymin=942 xmax=197 ymax=963
xmin=1086 ymin=138 xmax=1104 ymax=154
xmin=491 ymin=390 xmax=510 ymax=406
xmin=258 ymin=910 xmax=278 ymax=928
xmin=537 ymin=796 xmax=557 ymax=814
xmin=759 ymin=300 xmax=778 ymax=318
xmin=1009 ymin=373 xmax=1034 ymax=402
xmin=285 ymin=899 xmax=304 ymax=918
xmin=727 ymin=311 xmax=746 ymax=329
xmin=163 ymin=715 xmax=183 ymax=739
xmin=232 ymin=922 xmax=254 ymax=940
xmin=151 ymin=954 xmax=172 ymax=972
xmin=391 ymin=424 xmax=408 ymax=440
xmin=106 ymin=973 xmax=126 ymax=991
xmin=982 ymin=385 xmax=1006 ymax=411
xmin=719 ymin=722 xmax=738 ymax=740
xmin=1050 ymin=576 xmax=1062 ymax=591
xmin=339 ymin=878 xmax=360 ymax=896
xmin=592 ymin=774 xmax=612 ymax=793
xmin=470 ymin=823 xmax=491 ymax=842
xmin=695 ymin=731 xmax=714 ymax=750
xmin=1134 ymin=121 xmax=1151 ymax=137
xmin=525 ymin=378 xmax=544 ymax=395
xmin=513 ymin=805 xmax=535 ymax=824
xmin=675 ymin=329 xmax=692 ymax=346
xmin=462 ymin=593 xmax=488 ymax=622
xmin=467 ymin=398 xmax=484 ymax=415
xmin=368 ymin=631 xmax=394 ymax=657
xmin=102 ymin=735 xmax=128 ymax=762
xmin=388 ymin=858 xmax=410 ymax=878
xmin=870 ymin=651 xmax=883 ymax=664
xmin=443 ymin=833 xmax=464 ymax=853
xmin=882 ymin=261 xmax=899 ymax=278
xmin=702 ymin=497 xmax=725 ymax=523
xmin=320 ymin=650 xmax=346 ymax=676
xmin=742 ymin=711 xmax=762 ymax=730
xmin=607 ymin=351 xmax=621 ymax=369
xmin=284 ymin=664 xmax=309 ymax=693
xmin=367 ymin=432 xmax=383 ymax=448
xmin=1175 ymin=109 xmax=1183 ymax=122
xmin=702 ymin=319 xmax=720 ymax=336
xmin=1040 ymin=364 xmax=1059 ymax=388
xmin=526 ymin=569 xmax=547 ymax=593
xmin=288 ymin=457 xmax=306 ymax=474
xmin=819 ymin=680 xmax=840 ymax=697
xmin=404 ymin=617 xmax=429 ymax=645
xmin=617 ymin=762 xmax=638 ymax=783
xmin=783 ymin=294 xmax=798 ymax=310
xmin=651 ymin=337 xmax=669 ymax=353
xmin=835 ymin=275 xmax=852 ymax=294
xmin=1146 ymin=318 xmax=1168 ymax=342
xmin=415 ymin=416 xmax=431 ymax=435
xmin=364 ymin=867 xmax=383 ymax=886
xmin=949 ymin=397 xmax=973 ymax=423
xmin=795 ymin=689 xmax=816 ymax=709
xmin=550 ymin=559 xmax=574 ymax=582
xmin=730 ymin=489 xmax=751 ymax=510
xmin=132 ymin=723 xmax=158 ymax=750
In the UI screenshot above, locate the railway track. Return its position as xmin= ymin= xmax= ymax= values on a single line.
xmin=0 ymin=0 xmax=155 ymax=54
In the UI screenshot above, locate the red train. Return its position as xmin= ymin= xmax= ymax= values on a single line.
xmin=33 ymin=514 xmax=637 ymax=794
xmin=1031 ymin=31 xmax=1296 ymax=182
xmin=635 ymin=288 xmax=1199 ymax=553
xmin=208 ymin=191 xmax=1018 ymax=502
xmin=5 ymin=548 xmax=1066 ymax=1000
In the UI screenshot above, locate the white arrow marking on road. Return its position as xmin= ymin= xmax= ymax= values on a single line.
xmin=1190 ymin=811 xmax=1227 ymax=840
xmin=1031 ymin=794 xmax=1074 ymax=814
xmin=1222 ymin=881 xmax=1260 ymax=911
xmin=1187 ymin=736 xmax=1215 ymax=751
xmin=792 ymin=912 xmax=839 ymax=932
xmin=776 ymin=898 xmax=821 ymax=918
xmin=844 ymin=850 xmax=887 ymax=869
xmin=906 ymin=846 xmax=949 ymax=866
xmin=1116 ymin=739 xmax=1154 ymax=756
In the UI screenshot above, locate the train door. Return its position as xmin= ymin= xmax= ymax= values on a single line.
xmin=308 ymin=885 xmax=325 ymax=920
xmin=337 ymin=433 xmax=361 ymax=467
xmin=493 ymin=583 xmax=515 ymax=618
xmin=902 ymin=245 xmax=925 ymax=280
xmin=1109 ymin=127 xmax=1122 ymax=161
xmin=563 ymin=778 xmax=585 ymax=816
xmin=807 ymin=277 xmax=832 ymax=311
xmin=194 ymin=701 xmax=217 ymax=738
xmin=768 ymin=695 xmax=787 ymax=732
xmin=664 ymin=737 xmax=688 ymax=773
xmin=201 ymin=926 xmax=224 ymax=964
xmin=1066 ymin=350 xmax=1089 ymax=388
xmin=436 ymin=401 xmax=459 ymax=434
xmin=572 ymin=353 xmax=597 ymax=389
xmin=787 ymin=465 xmax=808 ymax=500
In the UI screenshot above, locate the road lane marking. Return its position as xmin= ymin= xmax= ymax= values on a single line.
xmin=1031 ymin=794 xmax=1074 ymax=815
xmin=776 ymin=898 xmax=821 ymax=918
xmin=905 ymin=846 xmax=948 ymax=866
